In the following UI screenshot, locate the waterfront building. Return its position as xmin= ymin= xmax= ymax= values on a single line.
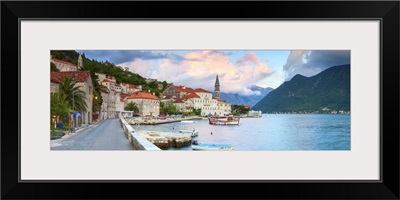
xmin=115 ymin=92 xmax=125 ymax=115
xmin=161 ymin=75 xmax=232 ymax=116
xmin=216 ymin=99 xmax=231 ymax=116
xmin=101 ymin=79 xmax=115 ymax=91
xmin=95 ymin=72 xmax=107 ymax=83
xmin=126 ymin=91 xmax=160 ymax=117
xmin=51 ymin=59 xmax=77 ymax=72
xmin=50 ymin=79 xmax=60 ymax=93
xmin=50 ymin=70 xmax=93 ymax=124
xmin=50 ymin=53 xmax=83 ymax=72
xmin=115 ymin=83 xmax=122 ymax=93
xmin=160 ymin=95 xmax=176 ymax=108
xmin=121 ymin=83 xmax=142 ymax=94
xmin=247 ymin=110 xmax=262 ymax=117
xmin=99 ymin=88 xmax=110 ymax=120
xmin=162 ymin=85 xmax=195 ymax=98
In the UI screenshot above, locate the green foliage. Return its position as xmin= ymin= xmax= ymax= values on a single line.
xmin=125 ymin=102 xmax=139 ymax=112
xmin=50 ymin=92 xmax=71 ymax=128
xmin=161 ymin=104 xmax=180 ymax=115
xmin=192 ymin=108 xmax=202 ymax=116
xmin=51 ymin=50 xmax=170 ymax=113
xmin=252 ymin=64 xmax=350 ymax=113
xmin=51 ymin=50 xmax=79 ymax=65
xmin=58 ymin=77 xmax=88 ymax=112
xmin=50 ymin=62 xmax=59 ymax=72
xmin=231 ymin=105 xmax=250 ymax=115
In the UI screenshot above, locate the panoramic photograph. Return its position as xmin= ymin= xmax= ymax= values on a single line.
xmin=50 ymin=50 xmax=350 ymax=151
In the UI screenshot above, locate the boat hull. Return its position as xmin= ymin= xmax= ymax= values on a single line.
xmin=192 ymin=144 xmax=234 ymax=151
xmin=208 ymin=116 xmax=240 ymax=125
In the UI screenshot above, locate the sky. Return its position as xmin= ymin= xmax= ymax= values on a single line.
xmin=78 ymin=50 xmax=350 ymax=96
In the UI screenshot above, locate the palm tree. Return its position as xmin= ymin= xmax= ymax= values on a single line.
xmin=50 ymin=91 xmax=71 ymax=126
xmin=125 ymin=102 xmax=139 ymax=113
xmin=58 ymin=76 xmax=88 ymax=113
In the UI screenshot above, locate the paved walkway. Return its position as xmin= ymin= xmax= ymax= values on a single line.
xmin=51 ymin=118 xmax=133 ymax=150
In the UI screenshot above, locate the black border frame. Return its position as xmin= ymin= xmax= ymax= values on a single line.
xmin=2 ymin=1 xmax=399 ymax=199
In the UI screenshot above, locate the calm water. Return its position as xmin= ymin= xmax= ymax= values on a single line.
xmin=132 ymin=114 xmax=350 ymax=151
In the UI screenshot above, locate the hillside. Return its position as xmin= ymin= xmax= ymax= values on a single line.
xmin=217 ymin=86 xmax=274 ymax=107
xmin=252 ymin=64 xmax=350 ymax=113
xmin=51 ymin=51 xmax=168 ymax=97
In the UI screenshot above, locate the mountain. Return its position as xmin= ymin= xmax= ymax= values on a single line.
xmin=252 ymin=64 xmax=350 ymax=113
xmin=216 ymin=86 xmax=274 ymax=107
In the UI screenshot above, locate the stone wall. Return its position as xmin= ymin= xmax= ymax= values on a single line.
xmin=119 ymin=116 xmax=161 ymax=151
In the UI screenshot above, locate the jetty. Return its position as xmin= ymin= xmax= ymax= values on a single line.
xmin=125 ymin=116 xmax=202 ymax=125
xmin=138 ymin=131 xmax=192 ymax=149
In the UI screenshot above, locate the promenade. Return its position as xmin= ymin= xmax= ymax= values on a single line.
xmin=51 ymin=119 xmax=133 ymax=150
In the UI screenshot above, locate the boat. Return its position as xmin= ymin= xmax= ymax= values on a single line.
xmin=178 ymin=120 xmax=198 ymax=137
xmin=178 ymin=129 xmax=198 ymax=137
xmin=191 ymin=140 xmax=234 ymax=151
xmin=208 ymin=116 xmax=240 ymax=125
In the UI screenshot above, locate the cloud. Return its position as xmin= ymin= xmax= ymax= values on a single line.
xmin=78 ymin=50 xmax=186 ymax=64
xmin=119 ymin=51 xmax=272 ymax=96
xmin=235 ymin=53 xmax=258 ymax=66
xmin=283 ymin=50 xmax=350 ymax=80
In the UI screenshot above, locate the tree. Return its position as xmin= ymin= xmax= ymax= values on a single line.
xmin=125 ymin=102 xmax=139 ymax=113
xmin=50 ymin=92 xmax=70 ymax=125
xmin=50 ymin=62 xmax=59 ymax=72
xmin=58 ymin=77 xmax=88 ymax=113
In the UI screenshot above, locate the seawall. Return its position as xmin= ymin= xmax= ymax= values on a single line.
xmin=119 ymin=116 xmax=161 ymax=151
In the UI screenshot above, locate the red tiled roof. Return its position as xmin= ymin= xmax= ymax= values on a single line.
xmin=122 ymin=83 xmax=137 ymax=89
xmin=50 ymin=71 xmax=90 ymax=83
xmin=127 ymin=91 xmax=159 ymax=100
xmin=100 ymin=88 xmax=109 ymax=94
xmin=183 ymin=93 xmax=200 ymax=99
xmin=115 ymin=83 xmax=120 ymax=87
xmin=51 ymin=58 xmax=76 ymax=66
xmin=102 ymin=79 xmax=113 ymax=83
xmin=120 ymin=93 xmax=129 ymax=99
xmin=174 ymin=98 xmax=184 ymax=103
xmin=173 ymin=86 xmax=195 ymax=93
xmin=194 ymin=88 xmax=212 ymax=93
xmin=162 ymin=95 xmax=174 ymax=99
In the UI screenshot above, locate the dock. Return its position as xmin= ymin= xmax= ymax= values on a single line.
xmin=138 ymin=131 xmax=192 ymax=149
xmin=125 ymin=116 xmax=202 ymax=125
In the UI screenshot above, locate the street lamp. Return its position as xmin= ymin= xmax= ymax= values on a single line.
xmin=70 ymin=73 xmax=79 ymax=133
xmin=71 ymin=77 xmax=75 ymax=133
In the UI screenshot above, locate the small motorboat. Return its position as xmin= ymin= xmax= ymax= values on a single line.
xmin=191 ymin=140 xmax=234 ymax=151
xmin=179 ymin=129 xmax=198 ymax=137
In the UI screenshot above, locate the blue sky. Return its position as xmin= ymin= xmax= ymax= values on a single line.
xmin=78 ymin=50 xmax=350 ymax=96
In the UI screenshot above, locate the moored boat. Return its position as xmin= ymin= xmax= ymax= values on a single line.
xmin=208 ymin=116 xmax=240 ymax=125
xmin=178 ymin=129 xmax=198 ymax=137
xmin=191 ymin=140 xmax=234 ymax=150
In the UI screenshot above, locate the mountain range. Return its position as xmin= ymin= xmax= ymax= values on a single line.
xmin=216 ymin=86 xmax=274 ymax=107
xmin=252 ymin=64 xmax=350 ymax=113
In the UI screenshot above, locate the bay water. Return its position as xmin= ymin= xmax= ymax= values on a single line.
xmin=132 ymin=114 xmax=350 ymax=150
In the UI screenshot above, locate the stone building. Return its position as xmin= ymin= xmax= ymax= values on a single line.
xmin=126 ymin=91 xmax=160 ymax=117
xmin=50 ymin=70 xmax=93 ymax=124
xmin=162 ymin=85 xmax=195 ymax=98
xmin=51 ymin=54 xmax=83 ymax=72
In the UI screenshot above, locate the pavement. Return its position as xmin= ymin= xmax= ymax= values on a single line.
xmin=51 ymin=118 xmax=133 ymax=150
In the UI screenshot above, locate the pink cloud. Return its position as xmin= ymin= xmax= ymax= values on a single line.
xmin=119 ymin=51 xmax=272 ymax=96
xmin=235 ymin=53 xmax=259 ymax=66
